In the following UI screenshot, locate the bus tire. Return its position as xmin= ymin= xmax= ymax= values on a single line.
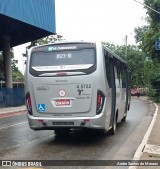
xmin=121 ymin=115 xmax=127 ymax=122
xmin=121 ymin=116 xmax=126 ymax=122
xmin=128 ymin=103 xmax=130 ymax=111
xmin=109 ymin=113 xmax=117 ymax=135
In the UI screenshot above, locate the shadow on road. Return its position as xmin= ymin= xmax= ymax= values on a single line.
xmin=39 ymin=120 xmax=129 ymax=147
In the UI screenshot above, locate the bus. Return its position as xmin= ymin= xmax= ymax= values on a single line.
xmin=25 ymin=41 xmax=131 ymax=135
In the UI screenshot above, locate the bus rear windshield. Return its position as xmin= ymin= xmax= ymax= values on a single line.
xmin=30 ymin=49 xmax=95 ymax=72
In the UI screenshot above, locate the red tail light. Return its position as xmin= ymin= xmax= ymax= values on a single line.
xmin=26 ymin=93 xmax=32 ymax=115
xmin=96 ymin=91 xmax=105 ymax=115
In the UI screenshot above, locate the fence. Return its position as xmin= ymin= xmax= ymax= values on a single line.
xmin=0 ymin=82 xmax=25 ymax=108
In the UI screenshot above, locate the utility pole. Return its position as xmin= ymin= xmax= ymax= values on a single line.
xmin=125 ymin=35 xmax=128 ymax=60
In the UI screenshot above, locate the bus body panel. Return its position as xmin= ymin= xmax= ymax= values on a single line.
xmin=29 ymin=75 xmax=95 ymax=116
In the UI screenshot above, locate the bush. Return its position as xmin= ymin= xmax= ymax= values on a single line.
xmin=148 ymin=68 xmax=160 ymax=103
xmin=148 ymin=89 xmax=160 ymax=103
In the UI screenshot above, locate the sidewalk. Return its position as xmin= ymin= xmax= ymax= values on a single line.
xmin=136 ymin=103 xmax=160 ymax=169
xmin=0 ymin=105 xmax=26 ymax=115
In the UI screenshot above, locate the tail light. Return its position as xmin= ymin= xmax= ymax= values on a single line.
xmin=26 ymin=93 xmax=32 ymax=115
xmin=96 ymin=91 xmax=105 ymax=115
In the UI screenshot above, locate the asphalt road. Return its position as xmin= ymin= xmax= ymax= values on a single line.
xmin=0 ymin=98 xmax=154 ymax=169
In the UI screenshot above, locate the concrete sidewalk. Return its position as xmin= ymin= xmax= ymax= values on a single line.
xmin=0 ymin=105 xmax=26 ymax=115
xmin=136 ymin=102 xmax=160 ymax=169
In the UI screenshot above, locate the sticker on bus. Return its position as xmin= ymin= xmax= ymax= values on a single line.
xmin=38 ymin=104 xmax=45 ymax=112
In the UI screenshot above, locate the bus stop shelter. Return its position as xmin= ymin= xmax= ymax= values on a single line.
xmin=0 ymin=0 xmax=56 ymax=107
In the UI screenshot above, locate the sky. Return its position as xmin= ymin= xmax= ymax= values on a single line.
xmin=14 ymin=0 xmax=146 ymax=74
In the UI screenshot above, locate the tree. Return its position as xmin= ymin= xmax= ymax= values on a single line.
xmin=134 ymin=0 xmax=160 ymax=102
xmin=134 ymin=0 xmax=160 ymax=62
xmin=134 ymin=25 xmax=149 ymax=48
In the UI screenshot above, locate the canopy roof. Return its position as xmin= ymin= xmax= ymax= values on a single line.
xmin=0 ymin=0 xmax=56 ymax=51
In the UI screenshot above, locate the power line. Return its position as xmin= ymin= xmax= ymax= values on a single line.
xmin=133 ymin=0 xmax=160 ymax=15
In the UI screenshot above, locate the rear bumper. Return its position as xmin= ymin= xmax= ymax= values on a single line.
xmin=27 ymin=112 xmax=106 ymax=130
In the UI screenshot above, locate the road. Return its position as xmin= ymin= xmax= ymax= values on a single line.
xmin=0 ymin=98 xmax=154 ymax=169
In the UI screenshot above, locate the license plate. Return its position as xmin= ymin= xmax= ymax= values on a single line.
xmin=55 ymin=99 xmax=70 ymax=106
xmin=53 ymin=122 xmax=74 ymax=125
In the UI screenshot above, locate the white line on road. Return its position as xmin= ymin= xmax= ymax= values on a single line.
xmin=0 ymin=121 xmax=27 ymax=130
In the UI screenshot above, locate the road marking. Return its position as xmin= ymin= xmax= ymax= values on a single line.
xmin=0 ymin=121 xmax=27 ymax=130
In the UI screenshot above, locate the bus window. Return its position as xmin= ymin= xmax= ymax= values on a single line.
xmin=30 ymin=46 xmax=96 ymax=76
xmin=122 ymin=67 xmax=127 ymax=88
xmin=115 ymin=63 xmax=122 ymax=88
xmin=104 ymin=52 xmax=112 ymax=88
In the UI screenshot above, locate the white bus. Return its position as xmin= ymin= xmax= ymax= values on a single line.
xmin=25 ymin=41 xmax=131 ymax=135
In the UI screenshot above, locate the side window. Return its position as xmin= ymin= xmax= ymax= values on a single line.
xmin=117 ymin=66 xmax=121 ymax=88
xmin=115 ymin=62 xmax=127 ymax=88
xmin=122 ymin=67 xmax=127 ymax=88
xmin=104 ymin=51 xmax=112 ymax=88
xmin=114 ymin=61 xmax=122 ymax=88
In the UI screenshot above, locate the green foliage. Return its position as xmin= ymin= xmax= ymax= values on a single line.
xmin=148 ymin=86 xmax=160 ymax=102
xmin=134 ymin=0 xmax=160 ymax=102
xmin=134 ymin=26 xmax=149 ymax=48
xmin=144 ymin=0 xmax=160 ymax=26
xmin=142 ymin=27 xmax=160 ymax=62
xmin=150 ymin=65 xmax=160 ymax=84
xmin=134 ymin=0 xmax=160 ymax=62
xmin=144 ymin=64 xmax=160 ymax=103
xmin=12 ymin=70 xmax=24 ymax=82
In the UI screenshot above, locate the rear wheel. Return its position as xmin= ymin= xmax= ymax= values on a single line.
xmin=121 ymin=114 xmax=127 ymax=122
xmin=128 ymin=103 xmax=130 ymax=111
xmin=109 ymin=113 xmax=117 ymax=135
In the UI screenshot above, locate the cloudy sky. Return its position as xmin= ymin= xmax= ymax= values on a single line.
xmin=14 ymin=0 xmax=146 ymax=73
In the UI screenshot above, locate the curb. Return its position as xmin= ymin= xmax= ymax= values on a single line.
xmin=129 ymin=102 xmax=159 ymax=169
xmin=0 ymin=107 xmax=26 ymax=115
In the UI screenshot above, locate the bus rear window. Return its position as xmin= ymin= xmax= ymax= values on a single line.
xmin=30 ymin=49 xmax=95 ymax=72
